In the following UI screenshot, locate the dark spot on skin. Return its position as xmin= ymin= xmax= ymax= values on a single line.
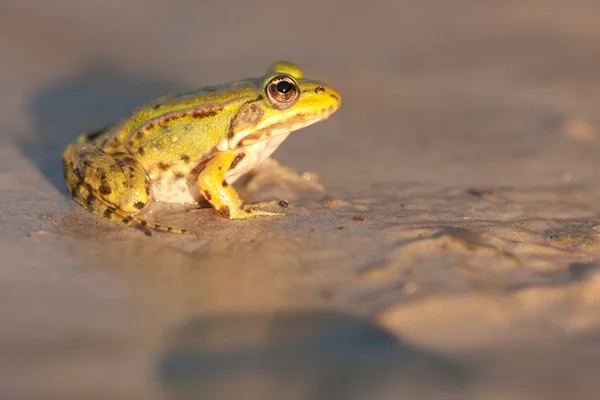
xmin=153 ymin=104 xmax=161 ymax=110
xmin=192 ymin=109 xmax=220 ymax=119
xmin=133 ymin=201 xmax=145 ymax=210
xmin=86 ymin=194 xmax=95 ymax=204
xmin=337 ymin=226 xmax=344 ymax=230
xmin=122 ymin=216 xmax=133 ymax=223
xmin=140 ymin=220 xmax=147 ymax=225
xmin=278 ymin=200 xmax=289 ymax=208
xmin=218 ymin=166 xmax=222 ymax=171
xmin=245 ymin=207 xmax=252 ymax=213
xmin=99 ymin=184 xmax=112 ymax=195
xmin=180 ymin=154 xmax=190 ymax=163
xmin=157 ymin=162 xmax=171 ymax=171
xmin=203 ymin=191 xmax=212 ymax=201
xmin=83 ymin=159 xmax=93 ymax=167
xmin=227 ymin=131 xmax=234 ymax=139
xmin=106 ymin=138 xmax=121 ymax=148
xmin=103 ymin=208 xmax=114 ymax=218
xmin=352 ymin=215 xmax=365 ymax=222
xmin=315 ymin=86 xmax=325 ymax=93
xmin=218 ymin=205 xmax=231 ymax=218
xmin=138 ymin=147 xmax=145 ymax=155
xmin=129 ymin=173 xmax=135 ymax=179
xmin=134 ymin=131 xmax=144 ymax=140
xmin=174 ymin=172 xmax=185 ymax=180
xmin=115 ymin=159 xmax=128 ymax=169
xmin=329 ymin=93 xmax=340 ymax=101
xmin=147 ymin=122 xmax=155 ymax=130
xmin=167 ymin=227 xmax=173 ymax=232
xmin=222 ymin=180 xmax=229 ymax=187
xmin=229 ymin=153 xmax=246 ymax=170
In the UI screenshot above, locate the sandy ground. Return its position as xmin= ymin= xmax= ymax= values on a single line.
xmin=3 ymin=0 xmax=600 ymax=398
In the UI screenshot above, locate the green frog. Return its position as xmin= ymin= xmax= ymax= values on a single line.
xmin=62 ymin=61 xmax=341 ymax=235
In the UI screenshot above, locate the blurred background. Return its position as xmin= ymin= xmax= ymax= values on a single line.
xmin=3 ymin=1 xmax=600 ymax=399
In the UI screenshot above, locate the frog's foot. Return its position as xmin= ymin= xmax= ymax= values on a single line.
xmin=242 ymin=157 xmax=324 ymax=192
xmin=62 ymin=143 xmax=191 ymax=236
xmin=229 ymin=204 xmax=285 ymax=219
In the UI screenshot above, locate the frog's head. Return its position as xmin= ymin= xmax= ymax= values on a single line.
xmin=228 ymin=61 xmax=341 ymax=148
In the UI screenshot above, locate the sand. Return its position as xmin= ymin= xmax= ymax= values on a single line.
xmin=3 ymin=1 xmax=600 ymax=398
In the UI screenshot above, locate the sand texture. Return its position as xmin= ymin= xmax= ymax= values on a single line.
xmin=3 ymin=1 xmax=600 ymax=399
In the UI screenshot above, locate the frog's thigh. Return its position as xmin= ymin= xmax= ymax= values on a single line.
xmin=63 ymin=143 xmax=151 ymax=218
xmin=197 ymin=152 xmax=282 ymax=219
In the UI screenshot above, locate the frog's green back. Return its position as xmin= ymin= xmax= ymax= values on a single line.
xmin=118 ymin=79 xmax=263 ymax=141
xmin=103 ymin=80 xmax=264 ymax=168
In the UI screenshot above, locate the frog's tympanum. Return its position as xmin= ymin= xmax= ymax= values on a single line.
xmin=62 ymin=62 xmax=341 ymax=234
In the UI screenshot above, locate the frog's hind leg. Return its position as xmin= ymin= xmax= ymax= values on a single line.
xmin=62 ymin=143 xmax=190 ymax=235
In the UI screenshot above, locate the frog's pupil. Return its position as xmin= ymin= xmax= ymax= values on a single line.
xmin=276 ymin=80 xmax=293 ymax=94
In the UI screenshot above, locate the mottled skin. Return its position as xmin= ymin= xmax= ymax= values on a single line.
xmin=62 ymin=62 xmax=341 ymax=235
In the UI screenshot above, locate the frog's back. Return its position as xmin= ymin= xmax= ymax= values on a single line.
xmin=74 ymin=81 xmax=261 ymax=204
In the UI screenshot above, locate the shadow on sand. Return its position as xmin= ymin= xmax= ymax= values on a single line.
xmin=157 ymin=310 xmax=467 ymax=400
xmin=23 ymin=67 xmax=183 ymax=193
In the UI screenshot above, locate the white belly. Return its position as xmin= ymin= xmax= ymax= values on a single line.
xmin=225 ymin=133 xmax=290 ymax=184
xmin=151 ymin=133 xmax=290 ymax=204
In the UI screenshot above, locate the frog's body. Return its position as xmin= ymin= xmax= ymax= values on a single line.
xmin=62 ymin=62 xmax=341 ymax=235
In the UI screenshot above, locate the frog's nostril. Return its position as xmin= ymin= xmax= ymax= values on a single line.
xmin=315 ymin=86 xmax=325 ymax=94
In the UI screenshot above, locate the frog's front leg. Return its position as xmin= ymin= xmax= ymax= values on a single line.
xmin=197 ymin=151 xmax=283 ymax=219
xmin=62 ymin=143 xmax=188 ymax=234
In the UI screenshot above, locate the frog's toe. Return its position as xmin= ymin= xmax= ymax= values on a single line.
xmin=224 ymin=204 xmax=285 ymax=219
xmin=251 ymin=209 xmax=285 ymax=217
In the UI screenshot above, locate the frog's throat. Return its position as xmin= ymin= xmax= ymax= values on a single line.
xmin=222 ymin=116 xmax=325 ymax=150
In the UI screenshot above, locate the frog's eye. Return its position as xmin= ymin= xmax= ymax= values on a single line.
xmin=266 ymin=75 xmax=299 ymax=110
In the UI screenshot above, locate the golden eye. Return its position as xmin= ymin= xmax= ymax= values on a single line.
xmin=266 ymin=75 xmax=299 ymax=110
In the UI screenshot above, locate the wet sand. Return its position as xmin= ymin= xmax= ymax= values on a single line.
xmin=3 ymin=1 xmax=600 ymax=398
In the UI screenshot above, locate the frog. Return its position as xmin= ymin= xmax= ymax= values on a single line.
xmin=62 ymin=61 xmax=341 ymax=235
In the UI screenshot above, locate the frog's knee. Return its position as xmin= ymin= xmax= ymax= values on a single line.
xmin=95 ymin=163 xmax=150 ymax=213
xmin=64 ymin=144 xmax=151 ymax=213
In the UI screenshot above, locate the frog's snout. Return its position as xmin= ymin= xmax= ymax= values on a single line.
xmin=303 ymin=80 xmax=341 ymax=117
xmin=323 ymin=85 xmax=341 ymax=109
